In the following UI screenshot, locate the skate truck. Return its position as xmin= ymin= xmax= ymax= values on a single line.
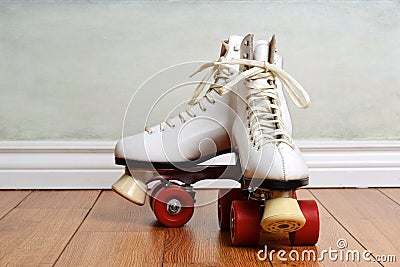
xmin=112 ymin=34 xmax=320 ymax=246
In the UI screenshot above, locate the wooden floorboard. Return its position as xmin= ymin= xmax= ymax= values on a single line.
xmin=378 ymin=188 xmax=400 ymax=205
xmin=77 ymin=190 xmax=162 ymax=232
xmin=55 ymin=191 xmax=166 ymax=266
xmin=0 ymin=190 xmax=100 ymax=266
xmin=311 ymin=188 xmax=399 ymax=266
xmin=300 ymin=190 xmax=380 ymax=267
xmin=55 ymin=231 xmax=165 ymax=266
xmin=0 ymin=190 xmax=31 ymax=219
xmin=17 ymin=190 xmax=99 ymax=209
xmin=0 ymin=189 xmax=398 ymax=266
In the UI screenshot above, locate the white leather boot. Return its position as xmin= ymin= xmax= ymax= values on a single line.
xmin=231 ymin=34 xmax=311 ymax=234
xmin=113 ymin=35 xmax=243 ymax=205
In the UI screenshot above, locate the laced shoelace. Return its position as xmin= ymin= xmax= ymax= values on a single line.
xmin=246 ymin=71 xmax=292 ymax=149
xmin=144 ymin=58 xmax=235 ymax=134
xmin=192 ymin=58 xmax=311 ymax=149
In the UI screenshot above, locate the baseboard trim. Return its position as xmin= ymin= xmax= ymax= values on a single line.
xmin=0 ymin=141 xmax=399 ymax=189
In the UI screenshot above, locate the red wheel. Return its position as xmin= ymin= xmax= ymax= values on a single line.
xmin=218 ymin=188 xmax=243 ymax=230
xmin=152 ymin=185 xmax=194 ymax=227
xmin=149 ymin=182 xmax=166 ymax=210
xmin=230 ymin=200 xmax=260 ymax=246
xmin=289 ymin=200 xmax=320 ymax=245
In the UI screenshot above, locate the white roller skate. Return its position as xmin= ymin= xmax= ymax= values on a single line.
xmin=190 ymin=34 xmax=319 ymax=246
xmin=112 ymin=33 xmax=320 ymax=246
xmin=230 ymin=33 xmax=312 ymax=236
xmin=112 ymin=35 xmax=243 ymax=209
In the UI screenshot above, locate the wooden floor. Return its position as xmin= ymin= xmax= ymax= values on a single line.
xmin=0 ymin=189 xmax=399 ymax=266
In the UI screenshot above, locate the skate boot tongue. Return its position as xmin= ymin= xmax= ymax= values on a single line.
xmin=254 ymin=40 xmax=270 ymax=61
xmin=246 ymin=40 xmax=284 ymax=145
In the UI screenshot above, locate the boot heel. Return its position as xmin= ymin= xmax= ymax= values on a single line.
xmin=260 ymin=197 xmax=305 ymax=233
xmin=112 ymin=174 xmax=147 ymax=206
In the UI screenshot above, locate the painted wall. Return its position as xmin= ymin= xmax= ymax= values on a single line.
xmin=1 ymin=1 xmax=399 ymax=141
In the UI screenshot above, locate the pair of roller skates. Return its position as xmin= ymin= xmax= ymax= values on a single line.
xmin=112 ymin=34 xmax=320 ymax=246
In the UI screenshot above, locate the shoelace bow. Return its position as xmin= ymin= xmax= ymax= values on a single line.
xmin=191 ymin=58 xmax=311 ymax=149
xmin=145 ymin=57 xmax=235 ymax=134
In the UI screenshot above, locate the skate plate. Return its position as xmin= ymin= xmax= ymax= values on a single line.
xmin=243 ymin=177 xmax=309 ymax=191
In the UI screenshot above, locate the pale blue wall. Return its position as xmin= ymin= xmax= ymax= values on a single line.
xmin=0 ymin=1 xmax=399 ymax=140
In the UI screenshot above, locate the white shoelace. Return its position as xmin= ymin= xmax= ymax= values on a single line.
xmin=246 ymin=71 xmax=292 ymax=148
xmin=145 ymin=58 xmax=235 ymax=134
xmin=192 ymin=58 xmax=311 ymax=149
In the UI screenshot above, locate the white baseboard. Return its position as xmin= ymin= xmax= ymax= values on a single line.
xmin=0 ymin=141 xmax=399 ymax=189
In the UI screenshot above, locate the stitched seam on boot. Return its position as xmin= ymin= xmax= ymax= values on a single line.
xmin=278 ymin=147 xmax=286 ymax=180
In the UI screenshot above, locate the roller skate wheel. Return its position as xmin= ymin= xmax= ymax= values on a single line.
xmin=112 ymin=174 xmax=147 ymax=206
xmin=289 ymin=200 xmax=320 ymax=245
xmin=218 ymin=188 xmax=243 ymax=231
xmin=149 ymin=182 xmax=166 ymax=210
xmin=230 ymin=200 xmax=260 ymax=246
xmin=260 ymin=198 xmax=306 ymax=233
xmin=152 ymin=185 xmax=194 ymax=227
